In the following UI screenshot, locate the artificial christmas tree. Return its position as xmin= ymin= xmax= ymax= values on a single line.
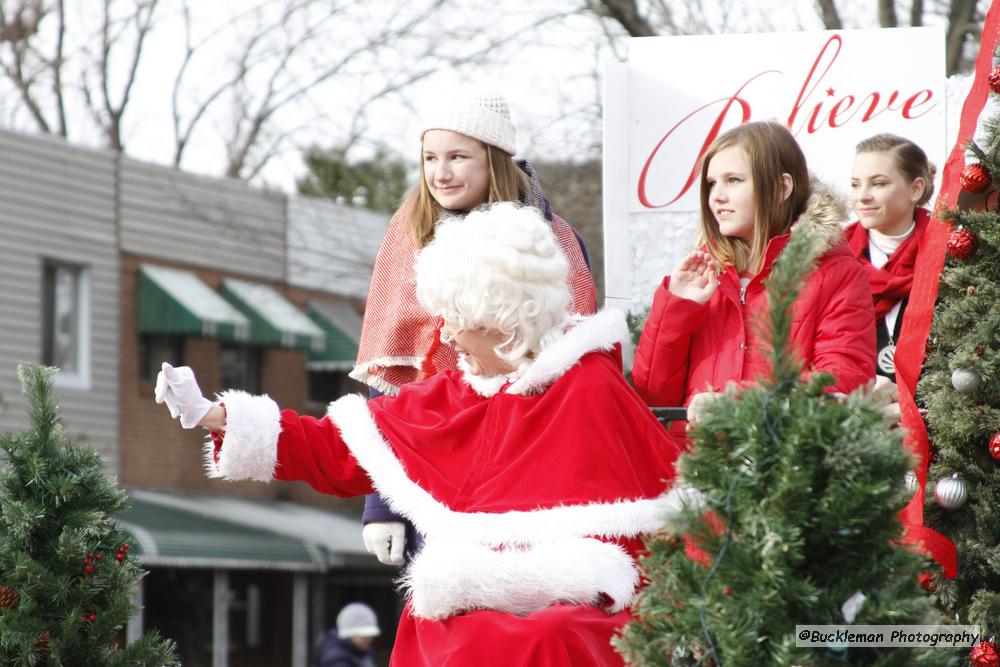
xmin=617 ymin=221 xmax=951 ymax=666
xmin=918 ymin=127 xmax=1000 ymax=635
xmin=0 ymin=365 xmax=177 ymax=665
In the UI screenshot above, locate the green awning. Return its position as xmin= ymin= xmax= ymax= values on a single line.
xmin=116 ymin=490 xmax=376 ymax=571
xmin=117 ymin=496 xmax=326 ymax=571
xmin=137 ymin=264 xmax=250 ymax=341
xmin=220 ymin=278 xmax=325 ymax=351
xmin=307 ymin=301 xmax=362 ymax=371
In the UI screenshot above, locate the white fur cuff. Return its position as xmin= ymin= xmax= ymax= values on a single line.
xmin=400 ymin=537 xmax=639 ymax=620
xmin=204 ymin=390 xmax=281 ymax=481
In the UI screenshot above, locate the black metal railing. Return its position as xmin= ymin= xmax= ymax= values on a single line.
xmin=650 ymin=406 xmax=687 ymax=426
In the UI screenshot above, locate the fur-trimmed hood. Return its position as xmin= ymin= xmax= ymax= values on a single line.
xmin=790 ymin=177 xmax=850 ymax=258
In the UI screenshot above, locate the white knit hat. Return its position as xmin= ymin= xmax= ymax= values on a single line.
xmin=336 ymin=602 xmax=380 ymax=638
xmin=420 ymin=87 xmax=517 ymax=155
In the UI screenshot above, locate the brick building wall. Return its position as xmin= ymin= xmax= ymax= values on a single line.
xmin=119 ymin=254 xmax=365 ymax=511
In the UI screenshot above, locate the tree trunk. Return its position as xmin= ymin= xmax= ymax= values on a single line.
xmin=591 ymin=0 xmax=657 ymax=36
xmin=878 ymin=0 xmax=898 ymax=27
xmin=945 ymin=0 xmax=979 ymax=76
xmin=814 ymin=0 xmax=842 ymax=29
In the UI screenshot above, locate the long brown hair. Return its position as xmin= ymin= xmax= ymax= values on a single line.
xmin=411 ymin=141 xmax=532 ymax=248
xmin=698 ymin=121 xmax=810 ymax=273
xmin=855 ymin=133 xmax=936 ymax=207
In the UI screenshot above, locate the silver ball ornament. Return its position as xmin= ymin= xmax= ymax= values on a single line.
xmin=904 ymin=470 xmax=919 ymax=494
xmin=951 ymin=368 xmax=982 ymax=394
xmin=934 ymin=474 xmax=968 ymax=510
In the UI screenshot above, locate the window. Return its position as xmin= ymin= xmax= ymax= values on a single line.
xmin=138 ymin=335 xmax=183 ymax=385
xmin=220 ymin=344 xmax=261 ymax=394
xmin=308 ymin=370 xmax=352 ymax=404
xmin=42 ymin=262 xmax=90 ymax=389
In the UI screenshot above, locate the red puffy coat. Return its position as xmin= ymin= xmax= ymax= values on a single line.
xmin=632 ymin=184 xmax=876 ymax=419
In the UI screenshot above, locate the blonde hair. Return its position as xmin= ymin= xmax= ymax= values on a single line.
xmin=698 ymin=122 xmax=810 ymax=273
xmin=855 ymin=133 xmax=936 ymax=207
xmin=411 ymin=141 xmax=532 ymax=248
xmin=414 ymin=202 xmax=569 ymax=369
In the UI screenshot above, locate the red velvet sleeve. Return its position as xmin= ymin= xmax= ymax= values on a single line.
xmin=272 ymin=410 xmax=375 ymax=498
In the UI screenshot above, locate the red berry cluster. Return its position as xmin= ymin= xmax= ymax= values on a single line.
xmin=81 ymin=551 xmax=103 ymax=576
xmin=116 ymin=543 xmax=131 ymax=563
xmin=80 ymin=607 xmax=96 ymax=624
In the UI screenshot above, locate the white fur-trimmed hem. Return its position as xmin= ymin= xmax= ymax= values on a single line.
xmin=507 ymin=310 xmax=629 ymax=396
xmin=204 ymin=390 xmax=281 ymax=481
xmin=328 ymin=394 xmax=695 ymax=545
xmin=401 ymin=537 xmax=639 ymax=619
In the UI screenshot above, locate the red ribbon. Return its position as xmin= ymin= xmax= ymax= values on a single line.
xmin=894 ymin=7 xmax=1000 ymax=579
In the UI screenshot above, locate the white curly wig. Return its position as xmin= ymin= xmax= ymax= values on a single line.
xmin=415 ymin=202 xmax=571 ymax=370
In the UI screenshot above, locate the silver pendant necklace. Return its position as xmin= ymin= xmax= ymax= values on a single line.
xmin=878 ymin=327 xmax=896 ymax=375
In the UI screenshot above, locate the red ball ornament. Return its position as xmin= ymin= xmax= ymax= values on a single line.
xmin=971 ymin=640 xmax=999 ymax=667
xmin=961 ymin=164 xmax=992 ymax=193
xmin=989 ymin=433 xmax=1000 ymax=462
xmin=949 ymin=228 xmax=978 ymax=260
xmin=990 ymin=66 xmax=1000 ymax=95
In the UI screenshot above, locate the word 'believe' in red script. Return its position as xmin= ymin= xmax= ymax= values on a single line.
xmin=637 ymin=34 xmax=936 ymax=208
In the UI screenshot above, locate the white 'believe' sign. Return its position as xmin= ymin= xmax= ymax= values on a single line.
xmin=603 ymin=27 xmax=947 ymax=312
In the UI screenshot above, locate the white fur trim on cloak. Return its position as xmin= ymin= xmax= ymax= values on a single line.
xmin=506 ymin=309 xmax=629 ymax=396
xmin=204 ymin=390 xmax=281 ymax=481
xmin=327 ymin=394 xmax=697 ymax=545
xmin=457 ymin=355 xmax=516 ymax=398
xmin=400 ymin=537 xmax=639 ymax=620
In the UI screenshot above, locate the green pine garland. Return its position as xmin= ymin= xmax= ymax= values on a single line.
xmin=0 ymin=365 xmax=177 ymax=666
xmin=919 ymin=159 xmax=1000 ymax=634
xmin=617 ymin=220 xmax=952 ymax=666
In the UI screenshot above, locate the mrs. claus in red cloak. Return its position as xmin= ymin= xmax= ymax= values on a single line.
xmin=155 ymin=202 xmax=693 ymax=667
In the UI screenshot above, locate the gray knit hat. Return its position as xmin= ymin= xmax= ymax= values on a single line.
xmin=420 ymin=87 xmax=517 ymax=156
xmin=336 ymin=602 xmax=380 ymax=638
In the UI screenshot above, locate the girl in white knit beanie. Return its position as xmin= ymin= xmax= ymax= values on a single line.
xmin=351 ymin=86 xmax=598 ymax=568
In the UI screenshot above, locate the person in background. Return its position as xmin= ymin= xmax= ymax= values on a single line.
xmin=314 ymin=602 xmax=380 ymax=667
xmin=632 ymin=121 xmax=875 ymax=434
xmin=155 ymin=203 xmax=691 ymax=667
xmin=847 ymin=133 xmax=936 ymax=419
xmin=352 ymin=87 xmax=597 ymax=566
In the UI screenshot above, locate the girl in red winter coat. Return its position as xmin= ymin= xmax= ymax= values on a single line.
xmin=847 ymin=134 xmax=935 ymax=384
xmin=632 ymin=121 xmax=876 ymax=433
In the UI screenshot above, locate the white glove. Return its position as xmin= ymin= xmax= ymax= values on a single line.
xmin=155 ymin=362 xmax=214 ymax=429
xmin=362 ymin=521 xmax=406 ymax=566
